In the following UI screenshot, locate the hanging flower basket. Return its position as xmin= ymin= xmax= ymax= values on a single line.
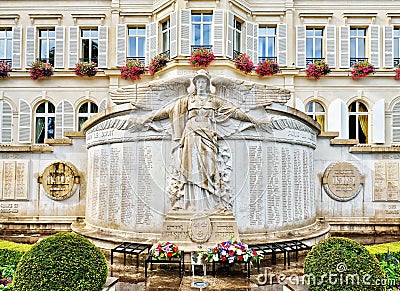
xmin=350 ymin=61 xmax=375 ymax=80
xmin=395 ymin=65 xmax=400 ymax=80
xmin=73 ymin=61 xmax=97 ymax=77
xmin=190 ymin=48 xmax=215 ymax=68
xmin=255 ymin=59 xmax=280 ymax=77
xmin=0 ymin=61 xmax=12 ymax=78
xmin=234 ymin=53 xmax=254 ymax=74
xmin=148 ymin=54 xmax=169 ymax=76
xmin=305 ymin=60 xmax=331 ymax=80
xmin=150 ymin=242 xmax=181 ymax=260
xmin=29 ymin=60 xmax=54 ymax=80
xmin=119 ymin=59 xmax=145 ymax=82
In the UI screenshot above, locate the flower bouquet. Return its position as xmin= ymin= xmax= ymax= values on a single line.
xmin=73 ymin=61 xmax=97 ymax=77
xmin=119 ymin=59 xmax=145 ymax=82
xmin=201 ymin=237 xmax=260 ymax=264
xmin=234 ymin=53 xmax=254 ymax=74
xmin=305 ymin=60 xmax=331 ymax=80
xmin=255 ymin=59 xmax=280 ymax=77
xmin=395 ymin=65 xmax=400 ymax=80
xmin=29 ymin=60 xmax=54 ymax=80
xmin=0 ymin=62 xmax=12 ymax=78
xmin=150 ymin=242 xmax=181 ymax=260
xmin=149 ymin=54 xmax=169 ymax=76
xmin=350 ymin=61 xmax=375 ymax=80
xmin=190 ymin=48 xmax=215 ymax=68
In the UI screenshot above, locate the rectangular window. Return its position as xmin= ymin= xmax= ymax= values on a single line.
xmin=306 ymin=28 xmax=323 ymax=65
xmin=81 ymin=28 xmax=98 ymax=64
xmin=258 ymin=26 xmax=276 ymax=62
xmin=162 ymin=20 xmax=170 ymax=54
xmin=128 ymin=27 xmax=146 ymax=62
xmin=191 ymin=13 xmax=212 ymax=49
xmin=394 ymin=28 xmax=400 ymax=66
xmin=0 ymin=28 xmax=12 ymax=65
xmin=350 ymin=28 xmax=366 ymax=66
xmin=39 ymin=29 xmax=55 ymax=65
xmin=233 ymin=19 xmax=242 ymax=55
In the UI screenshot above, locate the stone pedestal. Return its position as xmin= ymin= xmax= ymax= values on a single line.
xmin=161 ymin=210 xmax=240 ymax=252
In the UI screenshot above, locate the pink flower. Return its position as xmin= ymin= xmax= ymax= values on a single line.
xmin=119 ymin=59 xmax=145 ymax=82
xmin=190 ymin=48 xmax=215 ymax=68
xmin=234 ymin=53 xmax=254 ymax=74
xmin=256 ymin=59 xmax=280 ymax=77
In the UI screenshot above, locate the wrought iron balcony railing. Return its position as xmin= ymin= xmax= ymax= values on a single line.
xmin=306 ymin=58 xmax=325 ymax=66
xmin=79 ymin=58 xmax=98 ymax=64
xmin=38 ymin=57 xmax=54 ymax=65
xmin=159 ymin=50 xmax=170 ymax=60
xmin=126 ymin=56 xmax=145 ymax=63
xmin=350 ymin=58 xmax=368 ymax=67
xmin=394 ymin=58 xmax=400 ymax=67
xmin=191 ymin=45 xmax=213 ymax=53
xmin=258 ymin=56 xmax=277 ymax=63
xmin=0 ymin=59 xmax=12 ymax=66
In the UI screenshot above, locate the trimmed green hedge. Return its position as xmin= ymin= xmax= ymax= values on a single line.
xmin=366 ymin=241 xmax=400 ymax=261
xmin=13 ymin=232 xmax=108 ymax=291
xmin=304 ymin=237 xmax=385 ymax=291
xmin=0 ymin=240 xmax=32 ymax=266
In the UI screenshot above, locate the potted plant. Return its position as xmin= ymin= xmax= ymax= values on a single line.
xmin=234 ymin=53 xmax=254 ymax=74
xmin=0 ymin=61 xmax=12 ymax=78
xmin=119 ymin=59 xmax=145 ymax=82
xmin=149 ymin=54 xmax=169 ymax=76
xmin=190 ymin=48 xmax=215 ymax=68
xmin=395 ymin=65 xmax=400 ymax=80
xmin=255 ymin=59 xmax=280 ymax=77
xmin=149 ymin=242 xmax=181 ymax=260
xmin=350 ymin=61 xmax=375 ymax=80
xmin=29 ymin=60 xmax=54 ymax=80
xmin=73 ymin=61 xmax=97 ymax=77
xmin=305 ymin=60 xmax=331 ymax=80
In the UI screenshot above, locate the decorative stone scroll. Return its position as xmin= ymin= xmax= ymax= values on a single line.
xmin=38 ymin=161 xmax=80 ymax=201
xmin=322 ymin=162 xmax=363 ymax=201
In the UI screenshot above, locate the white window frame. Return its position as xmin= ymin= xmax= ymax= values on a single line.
xmin=35 ymin=102 xmax=55 ymax=144
xmin=38 ymin=28 xmax=55 ymax=65
xmin=306 ymin=28 xmax=323 ymax=62
xmin=258 ymin=26 xmax=276 ymax=60
xmin=394 ymin=27 xmax=400 ymax=66
xmin=348 ymin=101 xmax=369 ymax=143
xmin=0 ymin=28 xmax=12 ymax=62
xmin=306 ymin=101 xmax=326 ymax=132
xmin=233 ymin=19 xmax=242 ymax=53
xmin=78 ymin=101 xmax=98 ymax=131
xmin=127 ymin=27 xmax=146 ymax=59
xmin=80 ymin=28 xmax=98 ymax=63
xmin=350 ymin=28 xmax=366 ymax=65
xmin=161 ymin=19 xmax=171 ymax=54
xmin=191 ymin=13 xmax=212 ymax=47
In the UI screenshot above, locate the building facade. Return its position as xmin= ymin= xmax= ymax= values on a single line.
xmin=1 ymin=0 xmax=400 ymax=239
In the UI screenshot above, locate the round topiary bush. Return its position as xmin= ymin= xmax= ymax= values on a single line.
xmin=304 ymin=237 xmax=385 ymax=291
xmin=13 ymin=232 xmax=108 ymax=291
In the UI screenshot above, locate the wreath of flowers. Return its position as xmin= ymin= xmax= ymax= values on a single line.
xmin=119 ymin=59 xmax=145 ymax=82
xmin=150 ymin=242 xmax=181 ymax=260
xmin=350 ymin=61 xmax=375 ymax=80
xmin=0 ymin=61 xmax=12 ymax=79
xmin=148 ymin=54 xmax=169 ymax=76
xmin=73 ymin=61 xmax=97 ymax=77
xmin=305 ymin=60 xmax=331 ymax=80
xmin=190 ymin=48 xmax=215 ymax=68
xmin=234 ymin=53 xmax=254 ymax=74
xmin=29 ymin=60 xmax=54 ymax=80
xmin=255 ymin=59 xmax=280 ymax=77
xmin=201 ymin=237 xmax=260 ymax=264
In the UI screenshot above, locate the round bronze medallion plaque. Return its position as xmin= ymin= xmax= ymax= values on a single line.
xmin=39 ymin=161 xmax=80 ymax=201
xmin=322 ymin=162 xmax=363 ymax=201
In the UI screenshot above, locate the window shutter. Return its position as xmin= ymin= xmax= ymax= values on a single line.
xmin=18 ymin=99 xmax=31 ymax=143
xmin=339 ymin=26 xmax=350 ymax=68
xmin=277 ymin=23 xmax=287 ymax=67
xmin=25 ymin=26 xmax=36 ymax=68
xmin=170 ymin=12 xmax=178 ymax=58
xmin=116 ymin=24 xmax=127 ymax=66
xmin=370 ymin=25 xmax=380 ymax=68
xmin=12 ymin=26 xmax=22 ymax=69
xmin=98 ymin=26 xmax=108 ymax=68
xmin=384 ymin=26 xmax=394 ymax=68
xmin=393 ymin=102 xmax=400 ymax=143
xmin=226 ymin=11 xmax=234 ymax=59
xmin=295 ymin=98 xmax=305 ymax=112
xmin=55 ymin=26 xmax=65 ymax=68
xmin=146 ymin=22 xmax=158 ymax=65
xmin=372 ymin=99 xmax=385 ymax=144
xmin=213 ymin=9 xmax=224 ymax=56
xmin=68 ymin=26 xmax=79 ymax=68
xmin=296 ymin=25 xmax=306 ymax=68
xmin=99 ymin=99 xmax=106 ymax=111
xmin=179 ymin=9 xmax=191 ymax=56
xmin=1 ymin=101 xmax=12 ymax=143
xmin=245 ymin=21 xmax=258 ymax=64
xmin=56 ymin=100 xmax=74 ymax=138
xmin=328 ymin=99 xmax=348 ymax=139
xmin=326 ymin=25 xmax=336 ymax=68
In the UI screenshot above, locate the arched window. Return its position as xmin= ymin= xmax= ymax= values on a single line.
xmin=35 ymin=102 xmax=55 ymax=143
xmin=78 ymin=101 xmax=98 ymax=131
xmin=348 ymin=101 xmax=368 ymax=144
xmin=392 ymin=102 xmax=400 ymax=143
xmin=0 ymin=100 xmax=13 ymax=143
xmin=306 ymin=101 xmax=326 ymax=132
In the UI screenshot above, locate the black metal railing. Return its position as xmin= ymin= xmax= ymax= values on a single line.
xmin=306 ymin=58 xmax=324 ymax=66
xmin=233 ymin=50 xmax=242 ymax=59
xmin=350 ymin=58 xmax=368 ymax=67
xmin=126 ymin=56 xmax=145 ymax=63
xmin=191 ymin=45 xmax=213 ymax=53
xmin=79 ymin=57 xmax=98 ymax=64
xmin=394 ymin=58 xmax=400 ymax=67
xmin=258 ymin=56 xmax=277 ymax=62
xmin=38 ymin=57 xmax=54 ymax=65
xmin=0 ymin=59 xmax=12 ymax=66
xmin=160 ymin=50 xmax=170 ymax=60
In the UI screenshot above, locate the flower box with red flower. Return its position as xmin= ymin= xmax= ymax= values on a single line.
xmin=190 ymin=48 xmax=215 ymax=68
xmin=234 ymin=53 xmax=254 ymax=74
xmin=119 ymin=59 xmax=145 ymax=82
xmin=145 ymin=242 xmax=185 ymax=278
xmin=395 ymin=65 xmax=400 ymax=80
xmin=0 ymin=61 xmax=12 ymax=79
xmin=149 ymin=54 xmax=169 ymax=76
xmin=73 ymin=61 xmax=97 ymax=77
xmin=29 ymin=60 xmax=54 ymax=80
xmin=255 ymin=59 xmax=280 ymax=77
xmin=350 ymin=61 xmax=375 ymax=80
xmin=305 ymin=61 xmax=331 ymax=80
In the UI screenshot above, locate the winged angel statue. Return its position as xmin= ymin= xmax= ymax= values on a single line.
xmin=111 ymin=70 xmax=291 ymax=213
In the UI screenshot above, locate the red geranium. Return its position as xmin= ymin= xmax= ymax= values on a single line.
xmin=190 ymin=48 xmax=215 ymax=68
xmin=119 ymin=59 xmax=145 ymax=82
xmin=234 ymin=53 xmax=254 ymax=74
xmin=255 ymin=59 xmax=280 ymax=77
xmin=350 ymin=61 xmax=375 ymax=80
